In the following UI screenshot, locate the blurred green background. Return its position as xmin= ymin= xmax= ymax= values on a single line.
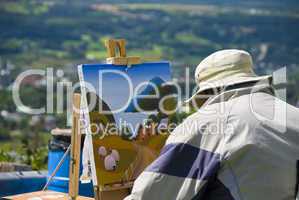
xmin=0 ymin=0 xmax=298 ymax=169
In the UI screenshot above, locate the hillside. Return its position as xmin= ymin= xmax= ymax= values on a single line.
xmin=0 ymin=1 xmax=298 ymax=94
xmin=0 ymin=0 xmax=299 ymax=168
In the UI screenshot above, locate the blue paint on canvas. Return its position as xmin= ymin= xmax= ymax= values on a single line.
xmin=79 ymin=62 xmax=171 ymax=137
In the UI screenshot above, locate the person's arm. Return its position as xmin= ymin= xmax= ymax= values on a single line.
xmin=125 ymin=118 xmax=222 ymax=200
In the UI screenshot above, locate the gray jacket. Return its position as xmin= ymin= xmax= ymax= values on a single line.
xmin=125 ymin=84 xmax=299 ymax=200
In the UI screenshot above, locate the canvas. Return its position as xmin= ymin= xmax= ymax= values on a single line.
xmin=78 ymin=62 xmax=177 ymax=187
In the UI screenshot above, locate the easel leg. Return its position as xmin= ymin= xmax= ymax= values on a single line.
xmin=69 ymin=93 xmax=82 ymax=200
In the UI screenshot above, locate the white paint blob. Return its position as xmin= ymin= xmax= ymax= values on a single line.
xmin=98 ymin=146 xmax=107 ymax=157
xmin=104 ymin=155 xmax=117 ymax=171
xmin=111 ymin=149 xmax=120 ymax=162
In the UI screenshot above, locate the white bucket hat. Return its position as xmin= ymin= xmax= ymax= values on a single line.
xmin=186 ymin=49 xmax=272 ymax=102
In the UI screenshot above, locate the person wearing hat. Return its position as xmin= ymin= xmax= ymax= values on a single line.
xmin=125 ymin=49 xmax=299 ymax=200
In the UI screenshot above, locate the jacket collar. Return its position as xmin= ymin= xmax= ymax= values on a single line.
xmin=202 ymin=80 xmax=274 ymax=108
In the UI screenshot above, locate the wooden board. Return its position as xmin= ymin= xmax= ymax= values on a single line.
xmin=3 ymin=191 xmax=94 ymax=200
xmin=69 ymin=93 xmax=82 ymax=199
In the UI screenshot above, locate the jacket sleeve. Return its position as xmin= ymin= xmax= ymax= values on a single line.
xmin=124 ymin=118 xmax=222 ymax=200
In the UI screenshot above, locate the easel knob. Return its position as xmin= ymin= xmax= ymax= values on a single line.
xmin=117 ymin=39 xmax=127 ymax=57
xmin=105 ymin=39 xmax=117 ymax=58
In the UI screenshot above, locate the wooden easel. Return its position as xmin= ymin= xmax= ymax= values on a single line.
xmin=67 ymin=40 xmax=136 ymax=200
xmin=69 ymin=39 xmax=140 ymax=200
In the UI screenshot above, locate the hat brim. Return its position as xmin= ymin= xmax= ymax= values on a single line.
xmin=185 ymin=75 xmax=272 ymax=103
